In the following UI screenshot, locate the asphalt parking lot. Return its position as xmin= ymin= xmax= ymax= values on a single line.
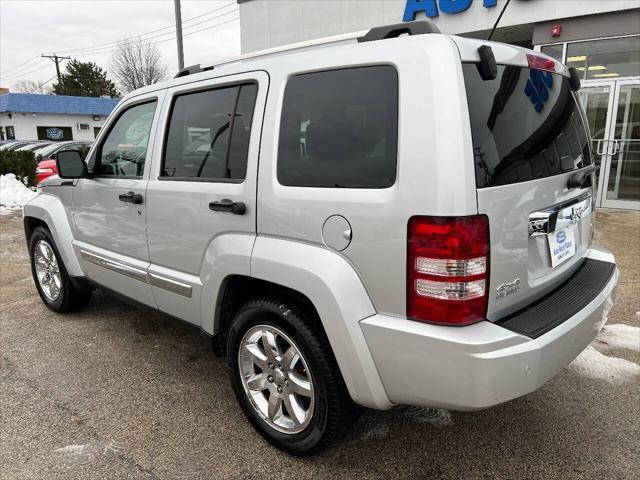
xmin=1 ymin=209 xmax=638 ymax=480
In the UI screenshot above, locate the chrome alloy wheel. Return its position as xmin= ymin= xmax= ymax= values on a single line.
xmin=33 ymin=240 xmax=61 ymax=301
xmin=238 ymin=325 xmax=315 ymax=434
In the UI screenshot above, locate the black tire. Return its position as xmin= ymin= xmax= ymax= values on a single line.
xmin=29 ymin=226 xmax=92 ymax=312
xmin=227 ymin=298 xmax=359 ymax=455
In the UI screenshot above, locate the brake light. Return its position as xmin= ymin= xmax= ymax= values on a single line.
xmin=527 ymin=54 xmax=556 ymax=73
xmin=407 ymin=215 xmax=489 ymax=326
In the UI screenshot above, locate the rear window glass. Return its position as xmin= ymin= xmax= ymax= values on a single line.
xmin=463 ymin=64 xmax=592 ymax=188
xmin=277 ymin=66 xmax=398 ymax=188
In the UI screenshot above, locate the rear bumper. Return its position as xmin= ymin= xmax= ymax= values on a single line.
xmin=360 ymin=248 xmax=618 ymax=411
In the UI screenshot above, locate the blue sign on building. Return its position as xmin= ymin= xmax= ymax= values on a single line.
xmin=403 ymin=0 xmax=497 ymax=22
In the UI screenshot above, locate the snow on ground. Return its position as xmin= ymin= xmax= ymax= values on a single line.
xmin=0 ymin=173 xmax=37 ymax=214
xmin=569 ymin=345 xmax=640 ymax=385
xmin=594 ymin=324 xmax=640 ymax=353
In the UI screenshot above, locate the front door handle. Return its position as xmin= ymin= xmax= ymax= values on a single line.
xmin=119 ymin=191 xmax=143 ymax=204
xmin=209 ymin=199 xmax=246 ymax=215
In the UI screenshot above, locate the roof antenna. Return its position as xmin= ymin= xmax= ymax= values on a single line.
xmin=487 ymin=0 xmax=512 ymax=41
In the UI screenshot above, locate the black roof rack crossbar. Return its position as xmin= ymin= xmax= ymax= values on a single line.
xmin=358 ymin=20 xmax=440 ymax=43
xmin=174 ymin=64 xmax=214 ymax=79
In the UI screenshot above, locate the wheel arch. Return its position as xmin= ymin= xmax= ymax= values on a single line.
xmin=23 ymin=194 xmax=83 ymax=277
xmin=215 ymin=236 xmax=392 ymax=410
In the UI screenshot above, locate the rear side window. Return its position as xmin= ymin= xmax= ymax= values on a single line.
xmin=278 ymin=66 xmax=398 ymax=188
xmin=162 ymin=83 xmax=257 ymax=181
xmin=463 ymin=64 xmax=592 ymax=188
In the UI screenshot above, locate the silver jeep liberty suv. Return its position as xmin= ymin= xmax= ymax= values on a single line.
xmin=24 ymin=21 xmax=619 ymax=454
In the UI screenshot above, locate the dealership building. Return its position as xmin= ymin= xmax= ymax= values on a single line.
xmin=0 ymin=93 xmax=119 ymax=143
xmin=238 ymin=0 xmax=640 ymax=209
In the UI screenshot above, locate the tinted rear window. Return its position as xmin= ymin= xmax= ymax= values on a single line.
xmin=463 ymin=64 xmax=592 ymax=188
xmin=277 ymin=66 xmax=398 ymax=188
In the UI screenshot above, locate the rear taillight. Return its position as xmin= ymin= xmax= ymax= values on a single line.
xmin=407 ymin=215 xmax=489 ymax=326
xmin=526 ymin=54 xmax=556 ymax=73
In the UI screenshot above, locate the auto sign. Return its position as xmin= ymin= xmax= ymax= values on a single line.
xmin=46 ymin=128 xmax=64 ymax=140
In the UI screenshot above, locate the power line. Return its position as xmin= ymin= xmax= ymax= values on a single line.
xmin=2 ymin=55 xmax=43 ymax=76
xmin=69 ymin=7 xmax=238 ymax=57
xmin=72 ymin=14 xmax=239 ymax=57
xmin=2 ymin=62 xmax=53 ymax=81
xmin=2 ymin=58 xmax=49 ymax=80
xmin=40 ymin=74 xmax=58 ymax=86
xmin=1 ymin=8 xmax=239 ymax=84
xmin=57 ymin=2 xmax=236 ymax=56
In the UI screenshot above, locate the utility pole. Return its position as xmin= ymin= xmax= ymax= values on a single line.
xmin=173 ymin=0 xmax=185 ymax=70
xmin=41 ymin=54 xmax=71 ymax=85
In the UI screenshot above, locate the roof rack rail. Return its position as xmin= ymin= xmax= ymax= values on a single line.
xmin=358 ymin=20 xmax=440 ymax=43
xmin=174 ymin=64 xmax=214 ymax=79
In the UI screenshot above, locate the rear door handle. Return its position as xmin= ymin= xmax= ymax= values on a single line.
xmin=209 ymin=199 xmax=246 ymax=215
xmin=119 ymin=191 xmax=143 ymax=204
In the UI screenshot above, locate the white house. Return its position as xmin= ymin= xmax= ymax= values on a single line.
xmin=0 ymin=93 xmax=120 ymax=142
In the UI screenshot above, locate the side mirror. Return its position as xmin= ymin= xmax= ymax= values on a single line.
xmin=56 ymin=150 xmax=86 ymax=179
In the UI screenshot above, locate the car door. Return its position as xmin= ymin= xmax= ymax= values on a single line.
xmin=145 ymin=72 xmax=267 ymax=327
xmin=71 ymin=92 xmax=165 ymax=307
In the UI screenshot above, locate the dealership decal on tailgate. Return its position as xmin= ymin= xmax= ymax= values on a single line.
xmin=548 ymin=227 xmax=576 ymax=268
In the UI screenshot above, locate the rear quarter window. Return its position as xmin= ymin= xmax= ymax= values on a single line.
xmin=277 ymin=66 xmax=398 ymax=188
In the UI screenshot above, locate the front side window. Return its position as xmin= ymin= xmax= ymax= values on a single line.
xmin=162 ymin=83 xmax=257 ymax=180
xmin=98 ymin=101 xmax=157 ymax=177
xmin=278 ymin=66 xmax=398 ymax=188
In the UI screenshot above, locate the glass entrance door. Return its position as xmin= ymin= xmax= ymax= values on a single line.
xmin=580 ymin=84 xmax=614 ymax=199
xmin=604 ymin=81 xmax=640 ymax=208
xmin=580 ymin=79 xmax=640 ymax=209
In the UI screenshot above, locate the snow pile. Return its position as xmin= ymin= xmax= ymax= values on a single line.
xmin=0 ymin=173 xmax=37 ymax=213
xmin=569 ymin=346 xmax=640 ymax=385
xmin=570 ymin=324 xmax=640 ymax=385
xmin=595 ymin=324 xmax=640 ymax=352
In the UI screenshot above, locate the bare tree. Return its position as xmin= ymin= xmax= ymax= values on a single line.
xmin=111 ymin=37 xmax=168 ymax=94
xmin=12 ymin=79 xmax=51 ymax=94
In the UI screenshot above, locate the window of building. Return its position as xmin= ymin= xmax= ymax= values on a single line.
xmin=541 ymin=44 xmax=563 ymax=62
xmin=6 ymin=126 xmax=15 ymax=140
xmin=277 ymin=66 xmax=399 ymax=188
xmin=162 ymin=83 xmax=257 ymax=181
xmin=566 ymin=36 xmax=640 ymax=80
xmin=97 ymin=101 xmax=157 ymax=177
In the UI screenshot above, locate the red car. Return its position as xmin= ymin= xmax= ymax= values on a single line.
xmin=35 ymin=141 xmax=92 ymax=185
xmin=35 ymin=157 xmax=58 ymax=185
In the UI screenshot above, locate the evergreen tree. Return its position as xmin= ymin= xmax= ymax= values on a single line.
xmin=52 ymin=60 xmax=119 ymax=98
